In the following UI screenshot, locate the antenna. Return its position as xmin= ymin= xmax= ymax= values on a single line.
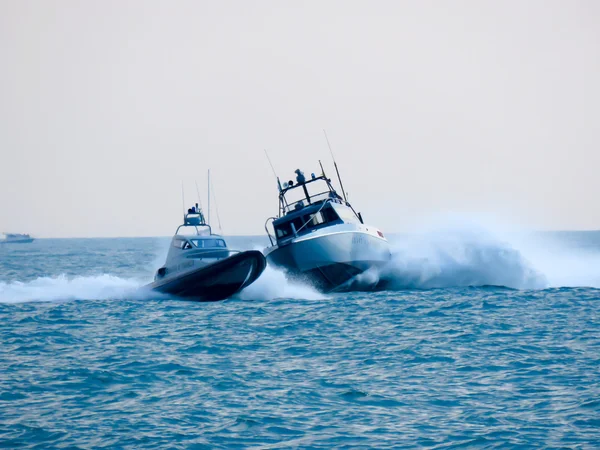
xmin=181 ymin=181 xmax=186 ymax=221
xmin=194 ymin=181 xmax=204 ymax=211
xmin=194 ymin=181 xmax=205 ymax=222
xmin=210 ymin=175 xmax=223 ymax=233
xmin=323 ymin=129 xmax=348 ymax=203
xmin=207 ymin=169 xmax=211 ymax=226
xmin=264 ymin=149 xmax=283 ymax=191
xmin=318 ymin=160 xmax=326 ymax=177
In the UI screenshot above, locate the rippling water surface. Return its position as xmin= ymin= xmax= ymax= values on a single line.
xmin=1 ymin=233 xmax=600 ymax=448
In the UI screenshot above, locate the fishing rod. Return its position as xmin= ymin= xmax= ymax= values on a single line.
xmin=323 ymin=129 xmax=348 ymax=203
xmin=210 ymin=175 xmax=223 ymax=234
xmin=181 ymin=181 xmax=186 ymax=222
xmin=264 ymin=149 xmax=282 ymax=192
xmin=195 ymin=180 xmax=205 ymax=222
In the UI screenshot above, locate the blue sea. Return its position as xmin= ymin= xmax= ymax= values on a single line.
xmin=1 ymin=230 xmax=600 ymax=448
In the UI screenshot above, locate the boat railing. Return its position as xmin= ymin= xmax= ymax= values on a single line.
xmin=281 ymin=189 xmax=342 ymax=215
xmin=265 ymin=217 xmax=277 ymax=246
xmin=175 ymin=223 xmax=212 ymax=236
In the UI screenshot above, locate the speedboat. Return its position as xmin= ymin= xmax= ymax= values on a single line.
xmin=264 ymin=165 xmax=391 ymax=292
xmin=147 ymin=205 xmax=266 ymax=301
xmin=0 ymin=233 xmax=34 ymax=244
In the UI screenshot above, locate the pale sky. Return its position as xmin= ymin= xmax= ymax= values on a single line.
xmin=1 ymin=1 xmax=599 ymax=238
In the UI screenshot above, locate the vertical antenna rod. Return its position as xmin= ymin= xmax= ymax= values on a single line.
xmin=264 ymin=149 xmax=282 ymax=192
xmin=194 ymin=181 xmax=205 ymax=222
xmin=181 ymin=181 xmax=186 ymax=222
xmin=207 ymin=169 xmax=211 ymax=226
xmin=210 ymin=176 xmax=223 ymax=233
xmin=323 ymin=129 xmax=348 ymax=203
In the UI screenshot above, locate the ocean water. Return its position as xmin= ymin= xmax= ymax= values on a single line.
xmin=1 ymin=230 xmax=600 ymax=448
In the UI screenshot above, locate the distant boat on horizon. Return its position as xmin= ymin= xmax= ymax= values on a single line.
xmin=0 ymin=233 xmax=35 ymax=244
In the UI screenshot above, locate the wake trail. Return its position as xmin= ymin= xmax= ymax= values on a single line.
xmin=0 ymin=275 xmax=151 ymax=304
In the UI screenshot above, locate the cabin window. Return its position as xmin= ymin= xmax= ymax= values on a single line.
xmin=173 ymin=239 xmax=187 ymax=249
xmin=333 ymin=206 xmax=359 ymax=224
xmin=323 ymin=207 xmax=339 ymax=223
xmin=275 ymin=222 xmax=293 ymax=239
xmin=275 ymin=217 xmax=302 ymax=237
xmin=302 ymin=207 xmax=339 ymax=230
xmin=275 ymin=211 xmax=338 ymax=239
xmin=191 ymin=239 xmax=226 ymax=248
xmin=308 ymin=211 xmax=326 ymax=226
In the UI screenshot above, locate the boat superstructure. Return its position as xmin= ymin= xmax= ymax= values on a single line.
xmin=264 ymin=166 xmax=391 ymax=292
xmin=0 ymin=233 xmax=34 ymax=244
xmin=148 ymin=205 xmax=266 ymax=301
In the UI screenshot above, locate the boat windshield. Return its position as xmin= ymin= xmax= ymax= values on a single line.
xmin=274 ymin=207 xmax=340 ymax=239
xmin=191 ymin=238 xmax=227 ymax=249
xmin=332 ymin=205 xmax=361 ymax=224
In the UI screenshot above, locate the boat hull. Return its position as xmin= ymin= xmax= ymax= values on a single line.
xmin=147 ymin=250 xmax=266 ymax=301
xmin=0 ymin=238 xmax=34 ymax=244
xmin=266 ymin=231 xmax=391 ymax=292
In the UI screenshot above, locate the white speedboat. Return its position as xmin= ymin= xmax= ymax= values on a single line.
xmin=0 ymin=233 xmax=34 ymax=244
xmin=264 ymin=165 xmax=391 ymax=292
xmin=147 ymin=205 xmax=266 ymax=301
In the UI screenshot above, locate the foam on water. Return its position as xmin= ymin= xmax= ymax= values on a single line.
xmin=0 ymin=268 xmax=324 ymax=305
xmin=237 ymin=266 xmax=326 ymax=301
xmin=0 ymin=275 xmax=146 ymax=304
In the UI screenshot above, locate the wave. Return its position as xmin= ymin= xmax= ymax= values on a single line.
xmin=0 ymin=275 xmax=148 ymax=304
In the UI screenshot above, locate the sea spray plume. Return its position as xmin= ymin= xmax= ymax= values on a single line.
xmin=379 ymin=226 xmax=548 ymax=290
xmin=345 ymin=221 xmax=548 ymax=291
xmin=505 ymin=231 xmax=600 ymax=288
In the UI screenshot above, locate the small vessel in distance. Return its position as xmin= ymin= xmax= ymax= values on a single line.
xmin=264 ymin=164 xmax=391 ymax=292
xmin=0 ymin=233 xmax=34 ymax=244
xmin=147 ymin=205 xmax=266 ymax=301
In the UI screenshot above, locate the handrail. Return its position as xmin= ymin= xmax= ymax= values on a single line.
xmin=175 ymin=223 xmax=212 ymax=236
xmin=264 ymin=217 xmax=277 ymax=246
xmin=280 ymin=190 xmax=341 ymax=215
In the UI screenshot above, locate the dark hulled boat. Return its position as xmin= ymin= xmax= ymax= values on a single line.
xmin=147 ymin=207 xmax=266 ymax=301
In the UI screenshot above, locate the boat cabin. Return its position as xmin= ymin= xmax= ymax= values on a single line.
xmin=156 ymin=206 xmax=230 ymax=280
xmin=168 ymin=206 xmax=229 ymax=258
xmin=268 ymin=168 xmax=363 ymax=245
